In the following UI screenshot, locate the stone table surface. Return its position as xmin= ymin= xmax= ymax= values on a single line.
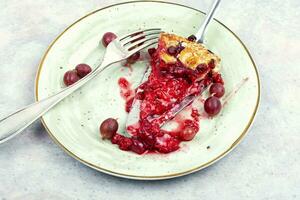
xmin=0 ymin=0 xmax=299 ymax=199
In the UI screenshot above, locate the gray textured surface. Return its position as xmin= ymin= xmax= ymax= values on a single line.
xmin=0 ymin=0 xmax=299 ymax=199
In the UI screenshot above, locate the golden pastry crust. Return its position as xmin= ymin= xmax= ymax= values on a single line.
xmin=158 ymin=33 xmax=221 ymax=70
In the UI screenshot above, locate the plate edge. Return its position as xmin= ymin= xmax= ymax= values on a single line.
xmin=34 ymin=0 xmax=261 ymax=180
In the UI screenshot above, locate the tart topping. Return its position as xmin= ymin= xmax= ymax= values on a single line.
xmin=158 ymin=33 xmax=220 ymax=70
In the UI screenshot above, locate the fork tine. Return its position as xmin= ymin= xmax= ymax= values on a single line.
xmin=125 ymin=36 xmax=159 ymax=51
xmin=127 ymin=41 xmax=158 ymax=55
xmin=121 ymin=31 xmax=163 ymax=45
xmin=119 ymin=28 xmax=162 ymax=41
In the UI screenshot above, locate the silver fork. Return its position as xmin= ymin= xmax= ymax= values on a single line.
xmin=0 ymin=28 xmax=162 ymax=144
xmin=195 ymin=0 xmax=221 ymax=43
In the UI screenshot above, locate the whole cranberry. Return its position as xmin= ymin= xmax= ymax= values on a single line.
xmin=131 ymin=139 xmax=146 ymax=154
xmin=180 ymin=126 xmax=197 ymax=141
xmin=187 ymin=34 xmax=197 ymax=42
xmin=209 ymin=83 xmax=225 ymax=98
xmin=63 ymin=70 xmax=80 ymax=86
xmin=167 ymin=46 xmax=177 ymax=56
xmin=127 ymin=51 xmax=140 ymax=64
xmin=99 ymin=118 xmax=118 ymax=140
xmin=204 ymin=96 xmax=222 ymax=116
xmin=75 ymin=63 xmax=92 ymax=78
xmin=102 ymin=32 xmax=117 ymax=47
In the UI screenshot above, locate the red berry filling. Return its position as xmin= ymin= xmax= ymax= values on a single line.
xmin=109 ymin=34 xmax=225 ymax=154
xmin=112 ymin=46 xmax=224 ymax=154
xmin=118 ymin=78 xmax=135 ymax=113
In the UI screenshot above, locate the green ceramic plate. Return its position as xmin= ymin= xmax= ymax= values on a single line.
xmin=35 ymin=1 xmax=260 ymax=180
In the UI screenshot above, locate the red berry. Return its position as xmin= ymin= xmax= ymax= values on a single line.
xmin=127 ymin=52 xmax=140 ymax=64
xmin=75 ymin=63 xmax=92 ymax=78
xmin=131 ymin=139 xmax=146 ymax=154
xmin=167 ymin=46 xmax=177 ymax=55
xmin=102 ymin=32 xmax=117 ymax=47
xmin=209 ymin=83 xmax=225 ymax=98
xmin=63 ymin=70 xmax=80 ymax=86
xmin=180 ymin=126 xmax=197 ymax=141
xmin=187 ymin=35 xmax=197 ymax=42
xmin=204 ymin=96 xmax=222 ymax=116
xmin=100 ymin=118 xmax=118 ymax=140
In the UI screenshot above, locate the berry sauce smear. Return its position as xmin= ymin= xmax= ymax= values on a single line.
xmin=118 ymin=78 xmax=135 ymax=113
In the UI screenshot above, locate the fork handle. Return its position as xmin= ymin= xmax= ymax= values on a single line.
xmin=195 ymin=0 xmax=221 ymax=43
xmin=0 ymin=61 xmax=110 ymax=144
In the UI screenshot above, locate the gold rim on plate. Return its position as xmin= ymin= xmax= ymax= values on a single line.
xmin=34 ymin=0 xmax=261 ymax=180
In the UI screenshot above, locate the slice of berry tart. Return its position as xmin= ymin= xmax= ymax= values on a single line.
xmin=101 ymin=32 xmax=225 ymax=154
